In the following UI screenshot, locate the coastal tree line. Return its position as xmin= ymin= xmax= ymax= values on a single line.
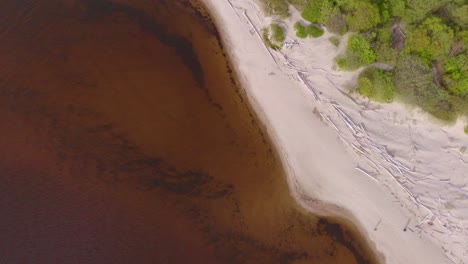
xmin=261 ymin=0 xmax=467 ymax=122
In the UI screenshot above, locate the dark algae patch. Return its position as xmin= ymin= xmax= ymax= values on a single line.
xmin=0 ymin=0 xmax=380 ymax=263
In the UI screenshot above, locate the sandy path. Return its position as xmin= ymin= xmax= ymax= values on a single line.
xmin=202 ymin=0 xmax=468 ymax=263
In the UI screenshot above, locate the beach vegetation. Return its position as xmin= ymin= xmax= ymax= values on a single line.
xmin=357 ymin=68 xmax=395 ymax=103
xmin=301 ymin=0 xmax=335 ymax=24
xmin=294 ymin=22 xmax=308 ymax=38
xmin=271 ymin=23 xmax=286 ymax=43
xmin=306 ymin=24 xmax=324 ymax=37
xmin=336 ymin=34 xmax=376 ymax=70
xmin=329 ymin=36 xmax=340 ymax=47
xmin=261 ymin=0 xmax=468 ymax=120
xmin=340 ymin=1 xmax=381 ymax=32
xmin=262 ymin=24 xmax=285 ymax=50
xmin=295 ymin=22 xmax=324 ymax=38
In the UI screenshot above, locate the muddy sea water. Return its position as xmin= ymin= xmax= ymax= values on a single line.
xmin=0 ymin=0 xmax=379 ymax=263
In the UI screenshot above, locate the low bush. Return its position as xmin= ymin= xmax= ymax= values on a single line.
xmin=337 ymin=34 xmax=376 ymax=70
xmin=262 ymin=24 xmax=285 ymax=50
xmin=294 ymin=22 xmax=308 ymax=38
xmin=295 ymin=22 xmax=324 ymax=38
xmin=329 ymin=36 xmax=340 ymax=46
xmin=357 ymin=68 xmax=395 ymax=103
xmin=271 ymin=23 xmax=286 ymax=43
xmin=306 ymin=24 xmax=324 ymax=37
xmin=262 ymin=27 xmax=281 ymax=50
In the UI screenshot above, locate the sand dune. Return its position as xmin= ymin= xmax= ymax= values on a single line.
xmin=202 ymin=0 xmax=468 ymax=263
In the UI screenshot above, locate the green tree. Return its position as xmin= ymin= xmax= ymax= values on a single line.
xmin=341 ymin=1 xmax=381 ymax=32
xmin=444 ymin=54 xmax=468 ymax=96
xmin=403 ymin=0 xmax=449 ymax=23
xmin=395 ymin=55 xmax=457 ymax=120
xmin=405 ymin=17 xmax=454 ymax=62
xmin=446 ymin=3 xmax=468 ymax=29
xmin=387 ymin=0 xmax=405 ymax=18
xmin=357 ymin=68 xmax=395 ymax=102
xmin=337 ymin=34 xmax=376 ymax=70
xmin=301 ymin=0 xmax=335 ymax=24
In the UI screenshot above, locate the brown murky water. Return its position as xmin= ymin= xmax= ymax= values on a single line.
xmin=0 ymin=0 xmax=379 ymax=263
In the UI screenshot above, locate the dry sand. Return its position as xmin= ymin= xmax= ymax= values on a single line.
xmin=201 ymin=0 xmax=468 ymax=263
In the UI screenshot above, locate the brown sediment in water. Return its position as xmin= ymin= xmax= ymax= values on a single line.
xmin=0 ymin=0 xmax=379 ymax=263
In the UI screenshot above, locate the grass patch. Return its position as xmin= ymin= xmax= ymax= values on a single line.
xmin=329 ymin=36 xmax=340 ymax=46
xmin=357 ymin=68 xmax=395 ymax=103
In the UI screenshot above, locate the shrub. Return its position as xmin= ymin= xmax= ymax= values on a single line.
xmin=357 ymin=68 xmax=395 ymax=103
xmin=262 ymin=27 xmax=281 ymax=50
xmin=306 ymin=24 xmax=324 ymax=37
xmin=294 ymin=22 xmax=308 ymax=38
xmin=444 ymin=54 xmax=468 ymax=96
xmin=271 ymin=23 xmax=286 ymax=43
xmin=329 ymin=36 xmax=340 ymax=47
xmin=373 ymin=28 xmax=398 ymax=65
xmin=341 ymin=1 xmax=381 ymax=32
xmin=337 ymin=34 xmax=376 ymax=70
xmin=394 ymin=55 xmax=458 ymax=121
xmin=302 ymin=0 xmax=335 ymax=24
xmin=295 ymin=22 xmax=324 ymax=38
xmin=326 ymin=11 xmax=347 ymax=34
xmin=405 ymin=17 xmax=455 ymax=62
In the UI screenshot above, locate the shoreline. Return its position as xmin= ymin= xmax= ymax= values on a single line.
xmin=201 ymin=0 xmax=467 ymax=263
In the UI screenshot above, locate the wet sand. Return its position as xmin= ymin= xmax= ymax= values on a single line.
xmin=0 ymin=0 xmax=378 ymax=263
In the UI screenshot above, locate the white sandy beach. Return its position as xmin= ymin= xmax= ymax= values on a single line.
xmin=201 ymin=0 xmax=468 ymax=263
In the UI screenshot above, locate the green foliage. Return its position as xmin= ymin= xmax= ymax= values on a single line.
xmin=357 ymin=68 xmax=395 ymax=103
xmin=271 ymin=23 xmax=286 ymax=43
xmin=329 ymin=36 xmax=340 ymax=47
xmin=446 ymin=3 xmax=468 ymax=29
xmin=394 ymin=55 xmax=462 ymax=120
xmin=374 ymin=28 xmax=398 ymax=64
xmin=405 ymin=17 xmax=455 ymax=62
xmin=338 ymin=34 xmax=376 ymax=70
xmin=263 ymin=0 xmax=467 ymax=121
xmin=465 ymin=125 xmax=468 ymax=135
xmin=262 ymin=27 xmax=282 ymax=50
xmin=341 ymin=1 xmax=381 ymax=32
xmin=306 ymin=24 xmax=324 ymax=37
xmin=294 ymin=22 xmax=308 ymax=38
xmin=388 ymin=0 xmax=406 ymax=18
xmin=301 ymin=0 xmax=335 ymax=24
xmin=295 ymin=22 xmax=324 ymax=38
xmin=403 ymin=0 xmax=449 ymax=23
xmin=444 ymin=54 xmax=468 ymax=96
